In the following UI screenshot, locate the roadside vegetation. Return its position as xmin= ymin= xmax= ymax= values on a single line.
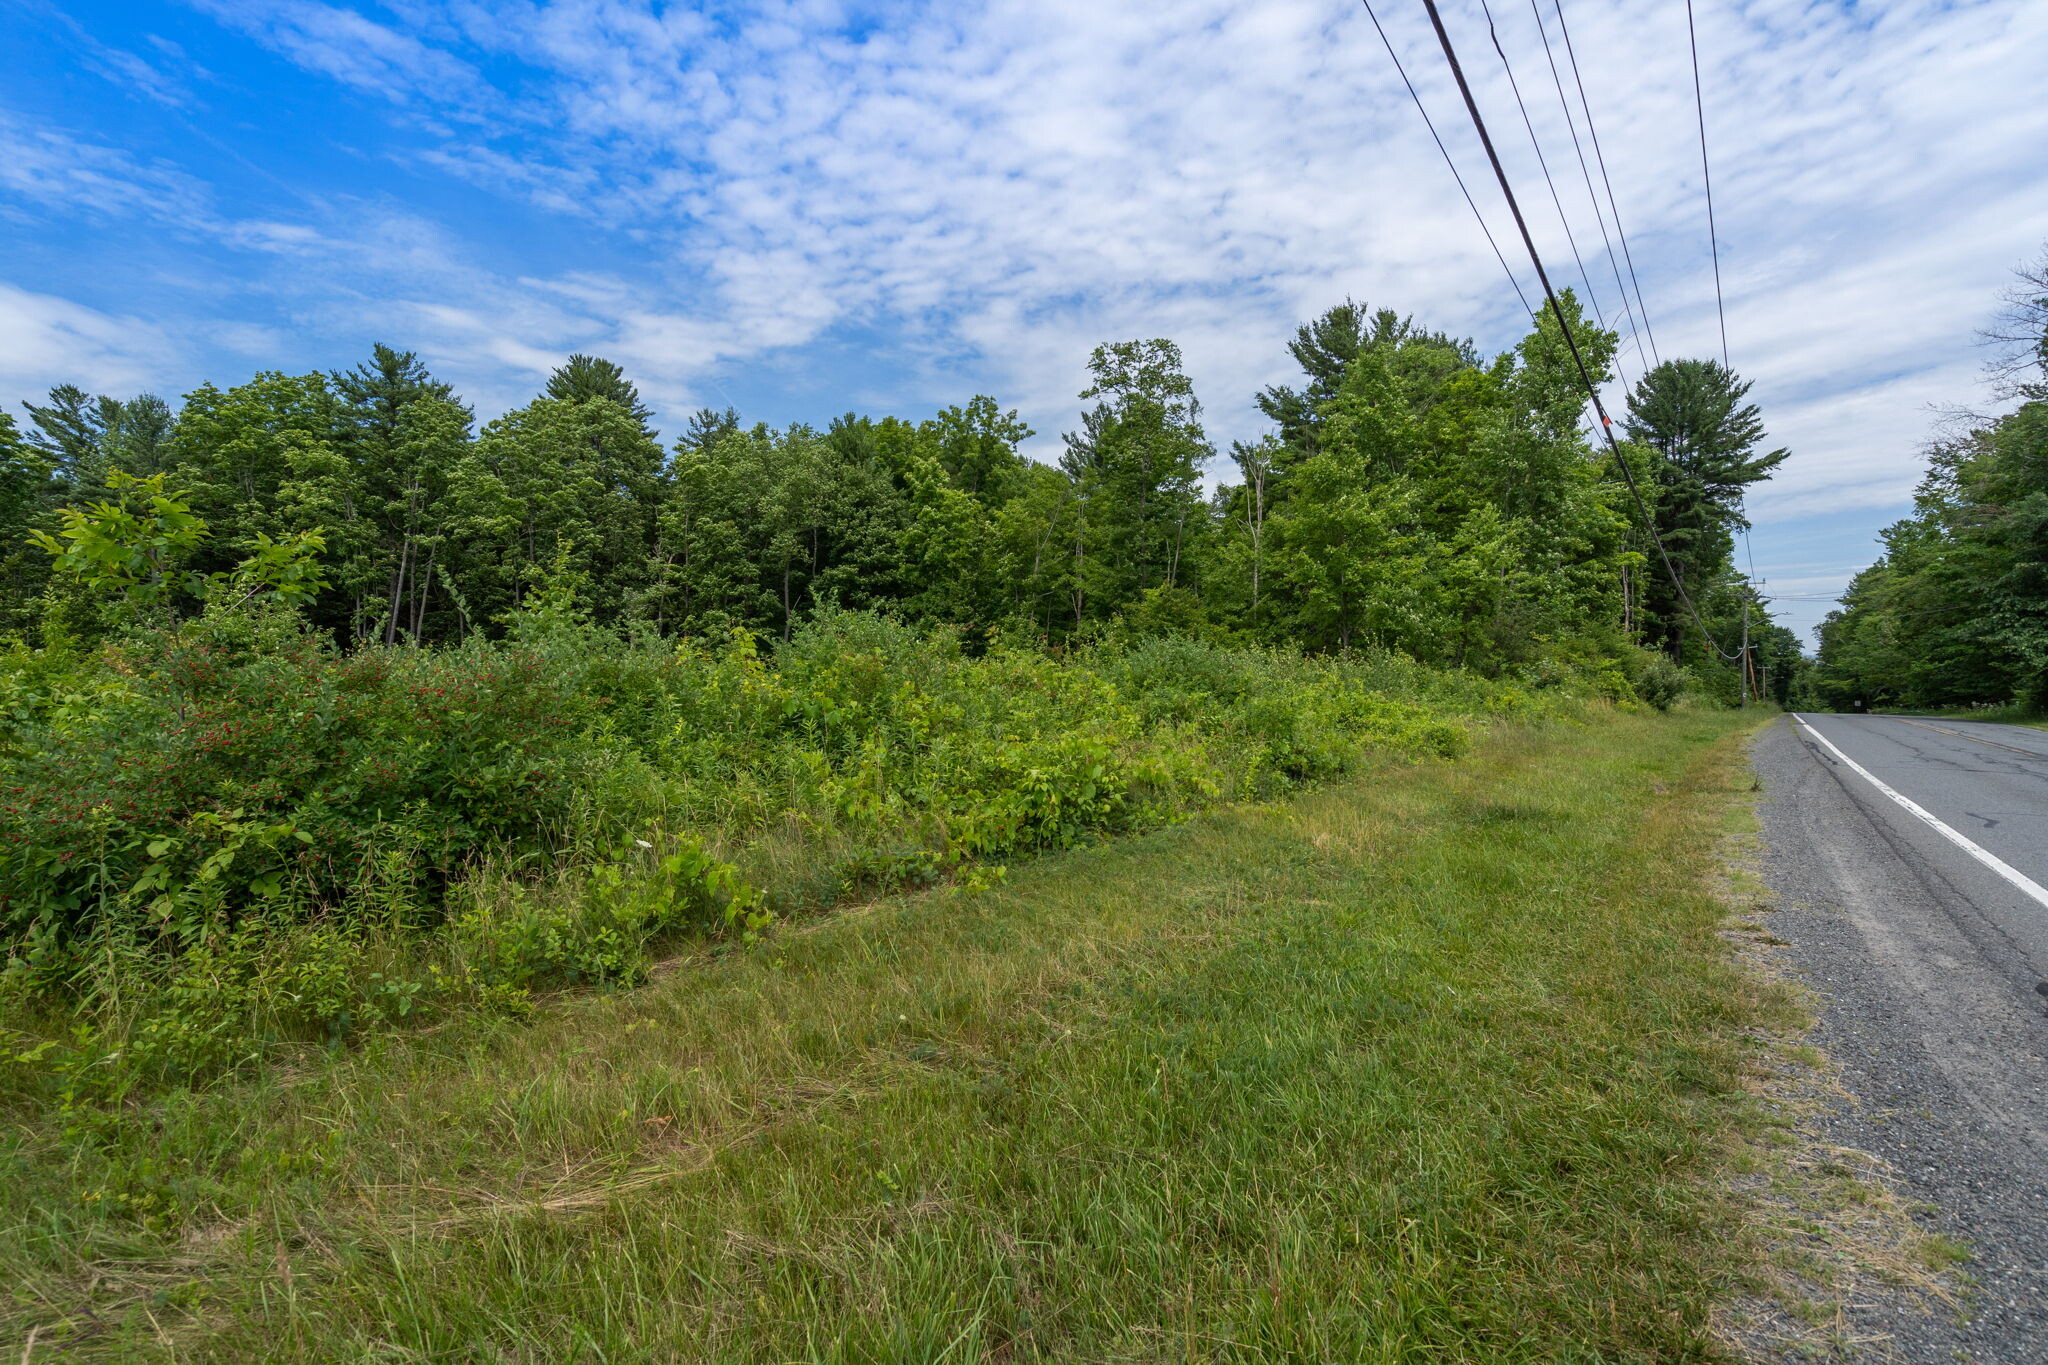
xmin=1812 ymin=245 xmax=2048 ymax=713
xmin=0 ymin=285 xmax=1803 ymax=1353
xmin=0 ymin=290 xmax=1790 ymax=1095
xmin=3 ymin=705 xmax=1771 ymax=1358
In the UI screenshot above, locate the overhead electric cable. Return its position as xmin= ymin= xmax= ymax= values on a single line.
xmin=1549 ymin=0 xmax=1661 ymax=367
xmin=1685 ymin=0 xmax=1729 ymax=368
xmin=1413 ymin=0 xmax=1742 ymax=662
xmin=1688 ymin=0 xmax=1758 ymax=692
xmin=1358 ymin=0 xmax=1533 ymax=317
xmin=1525 ymin=0 xmax=1651 ymax=378
xmin=1475 ymin=0 xmax=1621 ymax=384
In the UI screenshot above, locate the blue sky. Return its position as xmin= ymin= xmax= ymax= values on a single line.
xmin=4 ymin=0 xmax=2044 ymax=644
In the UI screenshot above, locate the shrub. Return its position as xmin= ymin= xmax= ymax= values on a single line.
xmin=1634 ymin=656 xmax=1688 ymax=711
xmin=3 ymin=599 xmax=1557 ymax=1099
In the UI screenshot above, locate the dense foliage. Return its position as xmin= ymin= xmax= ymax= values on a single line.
xmin=0 ymin=292 xmax=1794 ymax=1102
xmin=1812 ymin=251 xmax=2048 ymax=709
xmin=2 ymin=301 xmax=1785 ymax=679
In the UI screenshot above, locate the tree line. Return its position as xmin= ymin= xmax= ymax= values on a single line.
xmin=1814 ymin=250 xmax=2048 ymax=710
xmin=0 ymin=294 xmax=1791 ymax=695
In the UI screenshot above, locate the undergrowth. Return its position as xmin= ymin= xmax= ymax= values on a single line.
xmin=0 ymin=703 xmax=1760 ymax=1359
xmin=0 ymin=586 xmax=1599 ymax=1116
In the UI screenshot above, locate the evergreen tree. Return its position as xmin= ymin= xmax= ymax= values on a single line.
xmin=546 ymin=354 xmax=655 ymax=431
xmin=1624 ymin=358 xmax=1787 ymax=659
xmin=678 ymin=406 xmax=741 ymax=453
xmin=331 ymin=345 xmax=471 ymax=641
xmin=21 ymin=385 xmax=113 ymax=492
xmin=104 ymin=394 xmax=176 ymax=477
xmin=1256 ymin=301 xmax=1474 ymax=462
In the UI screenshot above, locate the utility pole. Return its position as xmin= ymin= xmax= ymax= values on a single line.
xmin=1739 ymin=592 xmax=1751 ymax=706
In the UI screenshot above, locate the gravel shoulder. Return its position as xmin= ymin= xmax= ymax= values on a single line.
xmin=1749 ymin=715 xmax=2048 ymax=1362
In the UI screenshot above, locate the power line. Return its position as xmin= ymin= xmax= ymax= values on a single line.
xmin=1688 ymin=0 xmax=1755 ymax=692
xmin=1475 ymin=0 xmax=1619 ymax=384
xmin=1685 ymin=0 xmax=1729 ymax=368
xmin=1548 ymin=0 xmax=1661 ymax=369
xmin=1413 ymin=0 xmax=1741 ymax=663
xmin=1357 ymin=0 xmax=1533 ymax=318
xmin=1524 ymin=0 xmax=1650 ymax=380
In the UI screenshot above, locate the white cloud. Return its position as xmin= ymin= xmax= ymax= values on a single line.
xmin=7 ymin=0 xmax=2043 ymax=563
xmin=311 ymin=0 xmax=2035 ymax=492
xmin=0 ymin=283 xmax=178 ymax=400
xmin=0 ymin=114 xmax=215 ymax=226
xmin=192 ymin=0 xmax=493 ymax=109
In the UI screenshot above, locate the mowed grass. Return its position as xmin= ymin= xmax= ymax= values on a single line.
xmin=5 ymin=708 xmax=1766 ymax=1361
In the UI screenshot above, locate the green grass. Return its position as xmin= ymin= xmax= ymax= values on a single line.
xmin=4 ymin=708 xmax=1769 ymax=1360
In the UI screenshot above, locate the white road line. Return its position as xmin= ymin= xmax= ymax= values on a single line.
xmin=1794 ymin=714 xmax=2048 ymax=912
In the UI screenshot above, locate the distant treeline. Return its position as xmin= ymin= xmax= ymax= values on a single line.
xmin=1 ymin=294 xmax=1789 ymax=691
xmin=1813 ymin=250 xmax=2048 ymax=710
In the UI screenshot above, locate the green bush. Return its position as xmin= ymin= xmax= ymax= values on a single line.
xmin=1634 ymin=656 xmax=1689 ymax=711
xmin=3 ymin=595 xmax=1581 ymax=1101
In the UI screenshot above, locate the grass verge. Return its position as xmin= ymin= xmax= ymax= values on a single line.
xmin=6 ymin=707 xmax=1770 ymax=1360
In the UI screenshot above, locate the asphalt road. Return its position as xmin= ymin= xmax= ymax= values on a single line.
xmin=1754 ymin=713 xmax=2048 ymax=1361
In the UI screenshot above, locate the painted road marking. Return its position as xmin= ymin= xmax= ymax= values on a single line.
xmin=1795 ymin=715 xmax=2048 ymax=913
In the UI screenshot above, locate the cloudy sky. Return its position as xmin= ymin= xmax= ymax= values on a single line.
xmin=4 ymin=0 xmax=2043 ymax=642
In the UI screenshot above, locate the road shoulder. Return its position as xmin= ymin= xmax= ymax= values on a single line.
xmin=1731 ymin=715 xmax=2048 ymax=1362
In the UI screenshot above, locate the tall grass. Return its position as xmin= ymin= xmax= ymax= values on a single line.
xmin=0 ymin=707 xmax=1768 ymax=1358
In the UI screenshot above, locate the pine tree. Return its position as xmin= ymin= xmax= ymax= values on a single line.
xmin=104 ymin=394 xmax=176 ymax=477
xmin=20 ymin=385 xmax=112 ymax=492
xmin=546 ymin=355 xmax=655 ymax=431
xmin=1624 ymin=358 xmax=1787 ymax=658
xmin=332 ymin=346 xmax=471 ymax=641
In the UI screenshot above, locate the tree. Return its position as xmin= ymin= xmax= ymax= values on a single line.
xmin=1060 ymin=339 xmax=1211 ymax=623
xmin=1814 ymin=248 xmax=2048 ymax=708
xmin=17 ymin=386 xmax=179 ymax=507
xmin=1213 ymin=436 xmax=1279 ymax=626
xmin=29 ymin=471 xmax=327 ymax=623
xmin=546 ymin=354 xmax=655 ymax=432
xmin=462 ymin=395 xmax=665 ymax=624
xmin=929 ymin=396 xmax=1033 ymax=504
xmin=1267 ymin=349 xmax=1427 ymax=651
xmin=1624 ymin=358 xmax=1787 ymax=659
xmin=1984 ymin=244 xmax=2048 ymax=396
xmin=1256 ymin=301 xmax=1475 ymax=462
xmin=104 ymin=394 xmax=177 ymax=476
xmin=169 ymin=371 xmax=349 ymax=575
xmin=332 ymin=345 xmax=471 ymax=642
xmin=0 ymin=412 xmax=56 ymax=633
xmin=21 ymin=384 xmax=114 ymax=492
xmin=678 ymin=406 xmax=740 ymax=453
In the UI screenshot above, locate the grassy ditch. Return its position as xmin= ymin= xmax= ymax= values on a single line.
xmin=4 ymin=707 xmax=1766 ymax=1360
